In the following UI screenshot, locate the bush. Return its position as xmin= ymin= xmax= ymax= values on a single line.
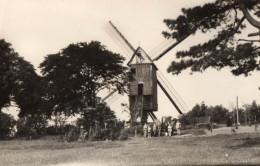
xmin=118 ymin=128 xmax=129 ymax=140
xmin=226 ymin=117 xmax=233 ymax=127
xmin=193 ymin=128 xmax=206 ymax=135
xmin=88 ymin=134 xmax=97 ymax=141
xmin=88 ymin=129 xmax=114 ymax=141
xmin=46 ymin=126 xmax=57 ymax=135
xmin=0 ymin=112 xmax=16 ymax=140
xmin=64 ymin=127 xmax=79 ymax=142
xmin=109 ymin=128 xmax=120 ymax=140
xmin=16 ymin=114 xmax=48 ymax=138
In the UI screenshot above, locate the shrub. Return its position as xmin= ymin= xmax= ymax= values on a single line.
xmin=88 ymin=134 xmax=97 ymax=141
xmin=64 ymin=127 xmax=79 ymax=142
xmin=193 ymin=128 xmax=206 ymax=135
xmin=0 ymin=112 xmax=16 ymax=140
xmin=88 ymin=129 xmax=111 ymax=141
xmin=118 ymin=128 xmax=129 ymax=140
xmin=109 ymin=128 xmax=120 ymax=140
xmin=16 ymin=114 xmax=48 ymax=138
xmin=226 ymin=117 xmax=233 ymax=127
xmin=46 ymin=126 xmax=57 ymax=135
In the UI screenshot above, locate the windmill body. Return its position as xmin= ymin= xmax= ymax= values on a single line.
xmin=127 ymin=47 xmax=158 ymax=123
xmin=104 ymin=21 xmax=189 ymax=124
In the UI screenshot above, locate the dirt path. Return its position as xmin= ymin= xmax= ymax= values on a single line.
xmin=49 ymin=126 xmax=260 ymax=166
xmin=205 ymin=125 xmax=259 ymax=136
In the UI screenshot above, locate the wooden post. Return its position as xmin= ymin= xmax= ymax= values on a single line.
xmin=161 ymin=117 xmax=164 ymax=132
xmin=135 ymin=126 xmax=137 ymax=137
xmin=233 ymin=109 xmax=237 ymax=129
xmin=236 ymin=96 xmax=239 ymax=127
xmin=244 ymin=111 xmax=247 ymax=126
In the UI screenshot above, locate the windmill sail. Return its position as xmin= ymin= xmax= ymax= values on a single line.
xmin=105 ymin=21 xmax=188 ymax=117
xmin=152 ymin=34 xmax=190 ymax=61
xmin=104 ymin=21 xmax=135 ymax=59
xmin=157 ymin=71 xmax=188 ymax=114
xmin=148 ymin=38 xmax=175 ymax=60
xmin=101 ymin=89 xmax=117 ymax=102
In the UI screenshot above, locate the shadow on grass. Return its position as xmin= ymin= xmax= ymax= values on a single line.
xmin=95 ymin=143 xmax=123 ymax=149
xmin=160 ymin=164 xmax=259 ymax=166
xmin=1 ymin=140 xmax=95 ymax=151
xmin=228 ymin=136 xmax=260 ymax=149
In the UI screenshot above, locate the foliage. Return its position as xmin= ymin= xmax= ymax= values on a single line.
xmin=39 ymin=41 xmax=128 ymax=117
xmin=72 ymin=117 xmax=125 ymax=142
xmin=109 ymin=128 xmax=121 ymax=140
xmin=193 ymin=128 xmax=206 ymax=135
xmin=16 ymin=114 xmax=48 ymax=138
xmin=118 ymin=128 xmax=129 ymax=140
xmin=0 ymin=39 xmax=15 ymax=110
xmin=181 ymin=101 xmax=260 ymax=128
xmin=76 ymin=101 xmax=116 ymax=132
xmin=207 ymin=105 xmax=229 ymax=124
xmin=0 ymin=112 xmax=16 ymax=139
xmin=243 ymin=100 xmax=260 ymax=125
xmin=163 ymin=0 xmax=260 ymax=76
xmin=248 ymin=101 xmax=260 ymax=123
xmin=179 ymin=102 xmax=229 ymax=127
xmin=64 ymin=126 xmax=79 ymax=142
xmin=226 ymin=115 xmax=233 ymax=127
xmin=0 ymin=39 xmax=46 ymax=118
xmin=51 ymin=112 xmax=68 ymax=134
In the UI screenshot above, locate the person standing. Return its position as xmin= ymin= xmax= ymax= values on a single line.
xmin=176 ymin=120 xmax=181 ymax=135
xmin=147 ymin=125 xmax=152 ymax=138
xmin=168 ymin=123 xmax=172 ymax=136
xmin=143 ymin=123 xmax=148 ymax=137
xmin=153 ymin=122 xmax=157 ymax=137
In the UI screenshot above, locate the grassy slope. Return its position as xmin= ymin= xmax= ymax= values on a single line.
xmin=0 ymin=128 xmax=260 ymax=166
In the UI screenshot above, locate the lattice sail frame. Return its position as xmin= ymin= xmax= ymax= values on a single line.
xmin=103 ymin=21 xmax=189 ymax=121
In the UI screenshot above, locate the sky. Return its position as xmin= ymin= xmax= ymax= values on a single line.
xmin=1 ymin=0 xmax=260 ymax=121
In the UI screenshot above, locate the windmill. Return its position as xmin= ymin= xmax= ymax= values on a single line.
xmin=102 ymin=21 xmax=189 ymax=124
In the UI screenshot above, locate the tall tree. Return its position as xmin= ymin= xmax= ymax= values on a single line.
xmin=207 ymin=105 xmax=229 ymax=124
xmin=247 ymin=100 xmax=260 ymax=123
xmin=0 ymin=39 xmax=40 ymax=116
xmin=40 ymin=41 xmax=128 ymax=117
xmin=163 ymin=0 xmax=260 ymax=76
xmin=0 ymin=39 xmax=16 ymax=110
xmin=77 ymin=100 xmax=116 ymax=130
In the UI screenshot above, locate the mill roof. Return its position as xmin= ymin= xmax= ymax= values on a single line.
xmin=127 ymin=47 xmax=158 ymax=69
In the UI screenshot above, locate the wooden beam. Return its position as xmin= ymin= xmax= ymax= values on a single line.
xmin=108 ymin=21 xmax=136 ymax=52
xmin=157 ymin=80 xmax=183 ymax=114
xmin=239 ymin=1 xmax=260 ymax=29
xmin=149 ymin=111 xmax=157 ymax=120
xmin=248 ymin=31 xmax=260 ymax=37
xmin=101 ymin=89 xmax=117 ymax=102
xmin=152 ymin=35 xmax=190 ymax=61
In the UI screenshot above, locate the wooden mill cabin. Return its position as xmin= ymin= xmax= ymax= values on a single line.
xmin=127 ymin=47 xmax=158 ymax=123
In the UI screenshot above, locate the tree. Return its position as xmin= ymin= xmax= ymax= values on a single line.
xmin=208 ymin=105 xmax=229 ymax=124
xmin=0 ymin=39 xmax=17 ymax=110
xmin=163 ymin=0 xmax=260 ymax=76
xmin=16 ymin=114 xmax=48 ymax=137
xmin=52 ymin=112 xmax=68 ymax=134
xmin=0 ymin=112 xmax=16 ymax=139
xmin=247 ymin=100 xmax=260 ymax=123
xmin=0 ymin=39 xmax=42 ymax=117
xmin=11 ymin=57 xmax=42 ymax=117
xmin=77 ymin=101 xmax=116 ymax=130
xmin=39 ymin=41 xmax=128 ymax=118
xmin=179 ymin=103 xmax=230 ymax=127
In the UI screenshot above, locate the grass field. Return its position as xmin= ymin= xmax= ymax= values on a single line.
xmin=0 ymin=126 xmax=260 ymax=166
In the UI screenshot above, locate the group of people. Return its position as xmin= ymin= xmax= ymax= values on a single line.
xmin=143 ymin=123 xmax=159 ymax=138
xmin=143 ymin=120 xmax=181 ymax=138
xmin=167 ymin=120 xmax=181 ymax=136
